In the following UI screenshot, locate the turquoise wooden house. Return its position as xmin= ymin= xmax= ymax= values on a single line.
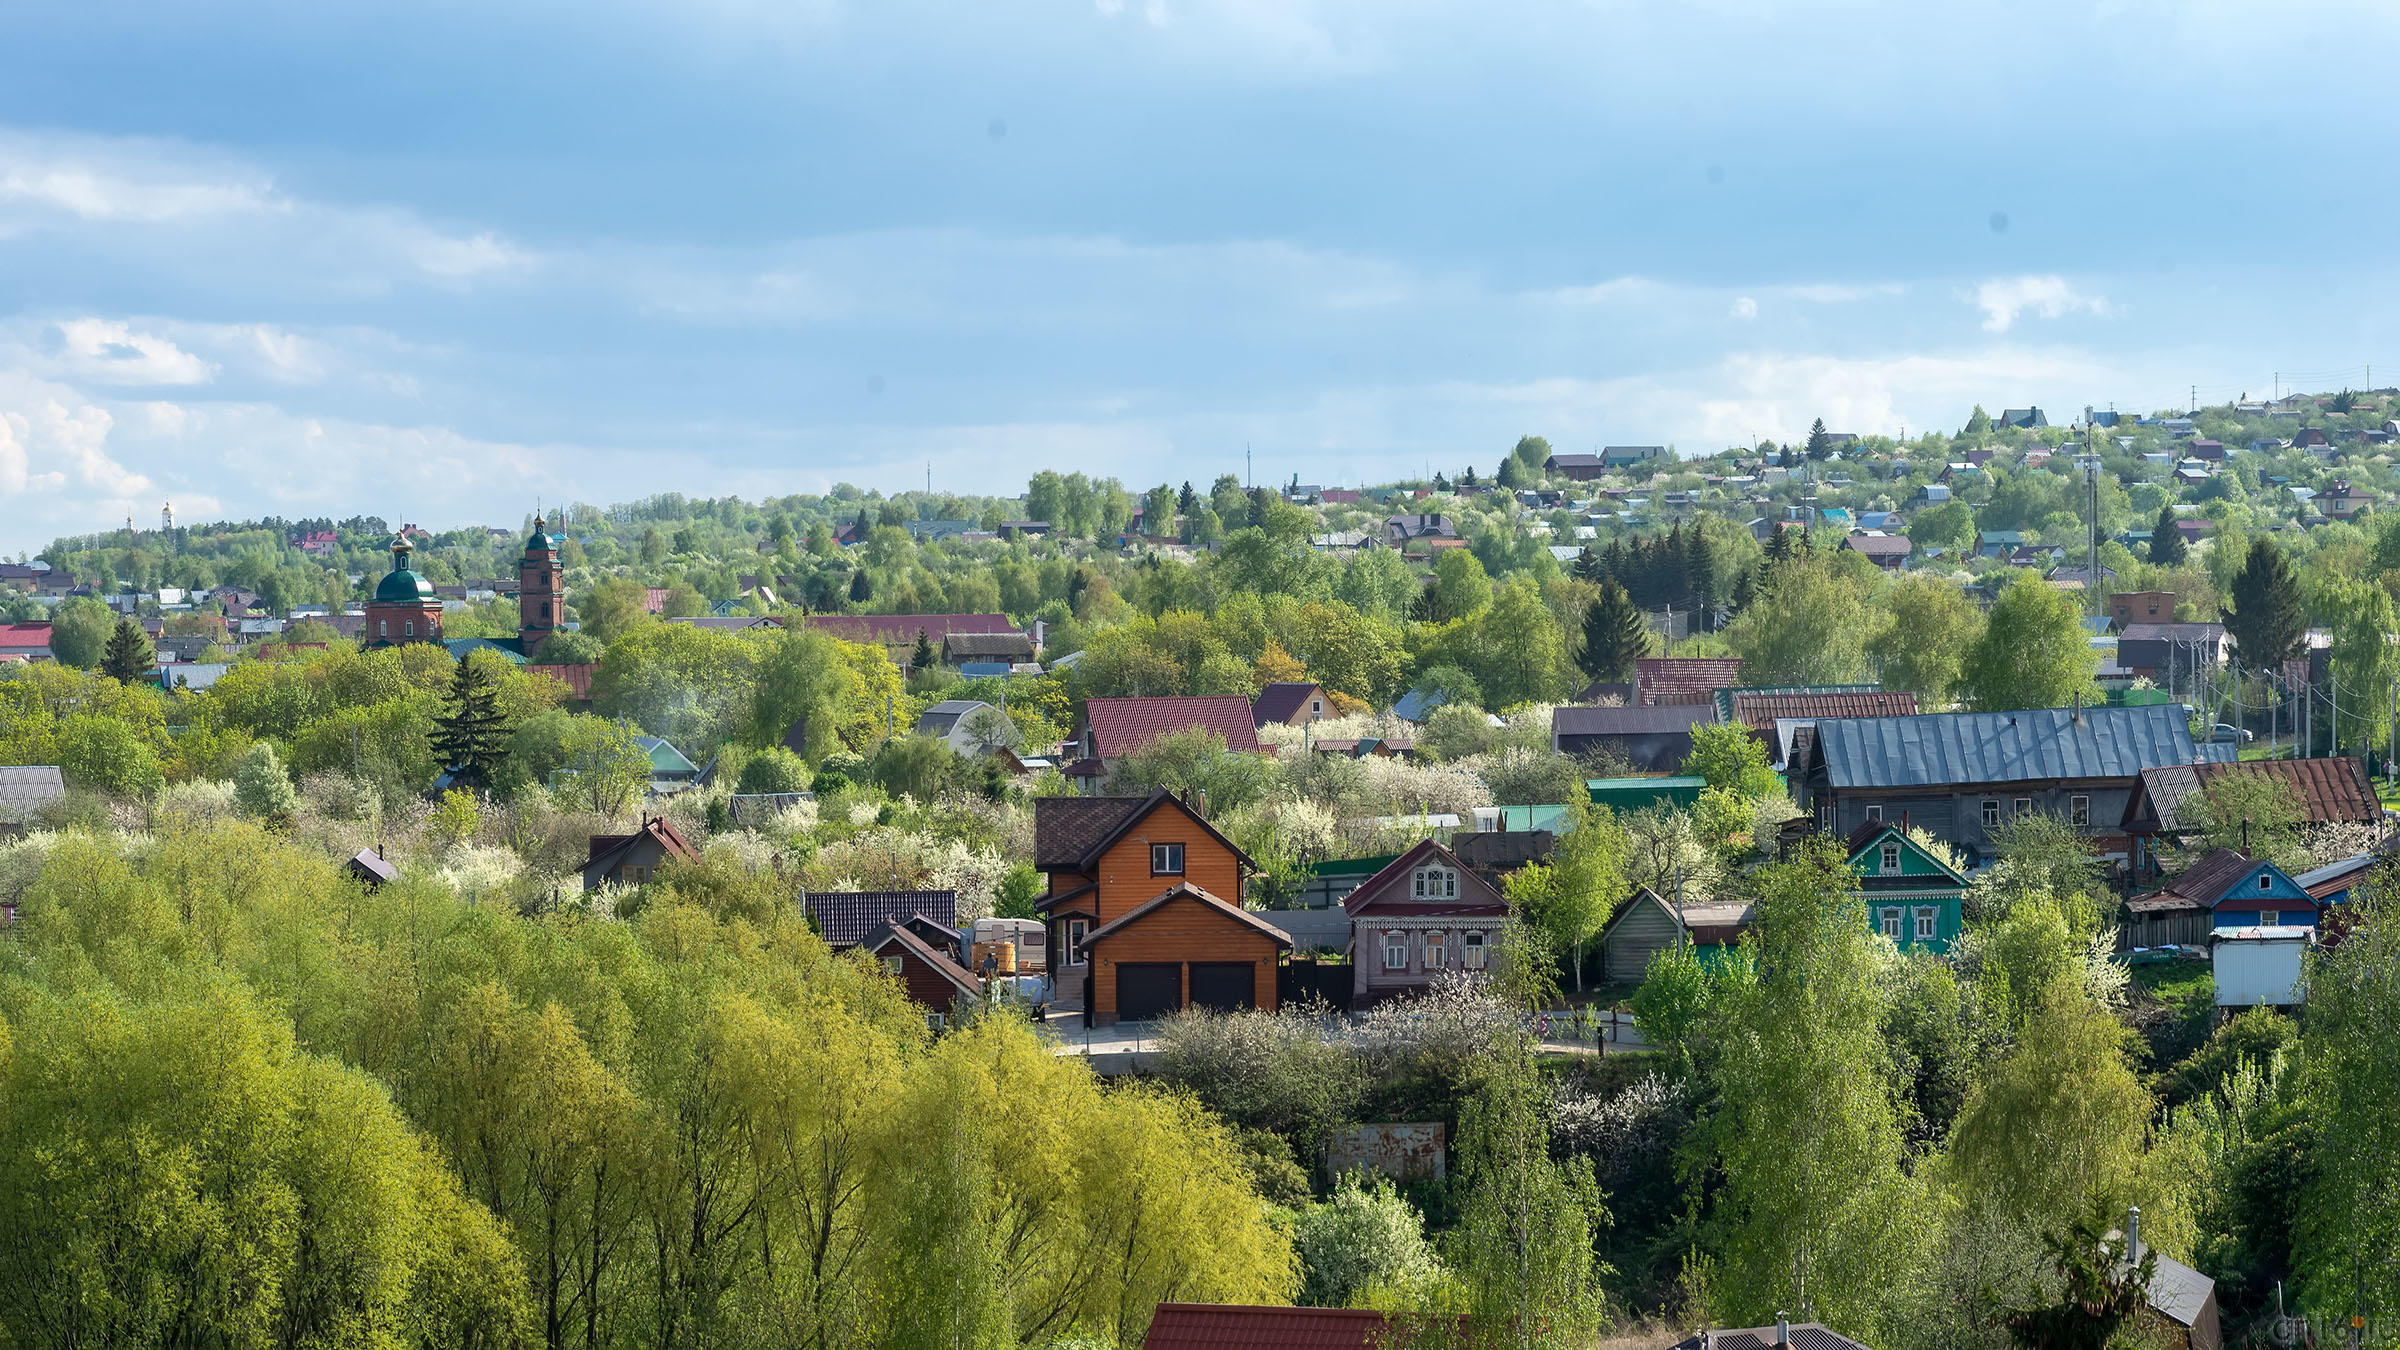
xmin=1847 ymin=823 xmax=1968 ymax=954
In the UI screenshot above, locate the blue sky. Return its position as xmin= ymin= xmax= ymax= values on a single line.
xmin=5 ymin=0 xmax=2400 ymax=550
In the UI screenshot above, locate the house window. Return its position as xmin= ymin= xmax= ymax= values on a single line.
xmin=925 ymin=1012 xmax=946 ymax=1032
xmin=1982 ymin=800 xmax=2000 ymax=829
xmin=1424 ymin=933 xmax=1447 ymax=969
xmin=1864 ymin=805 xmax=1884 ymax=823
xmin=1879 ymin=908 xmax=1903 ymax=939
xmin=1463 ymin=931 xmax=1486 ymax=970
xmin=2071 ymin=795 xmax=2090 ymax=827
xmin=1383 ymin=931 xmax=1409 ymax=971
xmin=405 ymin=620 xmax=416 ymax=638
xmin=1413 ymin=866 xmax=1458 ymax=900
xmin=2014 ymin=798 xmax=2032 ymax=820
xmin=1915 ymin=908 xmax=1937 ymax=942
xmin=1880 ymin=841 xmax=1901 ymax=875
xmin=377 ymin=619 xmax=387 ymax=638
xmin=1151 ymin=842 xmax=1184 ymax=876
xmin=2258 ymin=911 xmax=2278 ymax=928
xmin=883 ymin=954 xmax=905 ymax=976
xmin=1066 ymin=919 xmax=1088 ymax=964
xmin=2258 ymin=874 xmax=2273 ymax=892
xmin=541 ymin=601 xmax=552 ymax=620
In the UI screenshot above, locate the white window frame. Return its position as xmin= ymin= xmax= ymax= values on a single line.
xmin=1463 ymin=931 xmax=1486 ymax=970
xmin=1880 ymin=841 xmax=1901 ymax=875
xmin=925 ymin=1012 xmax=946 ymax=1032
xmin=1864 ymin=805 xmax=1884 ymax=823
xmin=2258 ymin=874 xmax=2273 ymax=892
xmin=2071 ymin=794 xmax=2090 ymax=827
xmin=1879 ymin=908 xmax=1903 ymax=940
xmin=1982 ymin=800 xmax=2000 ymax=829
xmin=1151 ymin=842 xmax=1185 ymax=876
xmin=1066 ymin=919 xmax=1088 ymax=965
xmin=1383 ymin=930 xmax=1409 ymax=971
xmin=1914 ymin=907 xmax=1937 ymax=942
xmin=883 ymin=953 xmax=905 ymax=976
xmin=2258 ymin=910 xmax=2278 ymax=928
xmin=2014 ymin=797 xmax=2033 ymax=820
xmin=1413 ymin=866 xmax=1457 ymax=900
xmin=1424 ymin=933 xmax=1447 ymax=969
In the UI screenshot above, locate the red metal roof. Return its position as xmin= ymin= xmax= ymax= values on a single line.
xmin=527 ymin=664 xmax=595 ymax=699
xmin=1084 ymin=695 xmax=1263 ymax=758
xmin=0 ymin=623 xmax=54 ymax=650
xmin=1142 ymin=1304 xmax=1409 ymax=1350
xmin=1636 ymin=657 xmax=1743 ymax=705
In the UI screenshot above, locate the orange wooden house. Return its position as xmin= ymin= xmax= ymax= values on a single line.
xmin=1035 ymin=790 xmax=1292 ymax=1025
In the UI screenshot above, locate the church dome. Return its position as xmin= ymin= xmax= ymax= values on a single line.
xmin=526 ymin=515 xmax=556 ymax=553
xmin=372 ymin=537 xmax=435 ymax=603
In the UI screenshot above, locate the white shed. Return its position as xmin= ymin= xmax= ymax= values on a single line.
xmin=2212 ymin=927 xmax=2312 ymax=1008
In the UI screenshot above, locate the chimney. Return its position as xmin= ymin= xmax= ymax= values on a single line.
xmin=2241 ymin=817 xmax=2251 ymax=855
xmin=1775 ymin=1311 xmax=1791 ymax=1347
xmin=2127 ymin=1205 xmax=2142 ymax=1262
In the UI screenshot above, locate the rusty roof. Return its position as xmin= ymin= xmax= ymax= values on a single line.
xmin=2152 ymin=847 xmax=2264 ymax=906
xmin=2138 ymin=756 xmax=2383 ymax=832
xmin=1636 ymin=657 xmax=1744 ymax=705
xmin=1726 ymin=688 xmax=1919 ymax=732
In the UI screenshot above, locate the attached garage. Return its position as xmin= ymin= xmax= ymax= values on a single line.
xmin=1115 ymin=963 xmax=1183 ymax=1021
xmin=1188 ymin=962 xmax=1257 ymax=1012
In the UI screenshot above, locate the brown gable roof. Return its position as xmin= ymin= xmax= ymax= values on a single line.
xmin=865 ymin=922 xmax=985 ymax=1000
xmin=1033 ymin=789 xmax=1258 ymax=873
xmin=1082 ymin=882 xmax=1292 ymax=949
xmin=1343 ymin=839 xmax=1509 ymax=916
xmin=2153 ymin=847 xmax=2259 ymax=905
xmin=808 ymin=889 xmax=959 ymax=948
xmin=585 ymin=816 xmax=699 ymax=874
xmin=1729 ymin=689 xmax=1919 ymax=732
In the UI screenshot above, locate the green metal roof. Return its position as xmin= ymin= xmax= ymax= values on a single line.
xmin=1308 ymin=853 xmax=1401 ymax=878
xmin=373 ymin=566 xmax=434 ymax=603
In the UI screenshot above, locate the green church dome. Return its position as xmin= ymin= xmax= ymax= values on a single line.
xmin=373 ymin=537 xmax=435 ymax=604
xmin=525 ymin=514 xmax=556 ymax=553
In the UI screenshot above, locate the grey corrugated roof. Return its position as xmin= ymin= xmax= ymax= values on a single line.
xmin=1554 ymin=704 xmax=1716 ymax=736
xmin=1814 ymin=705 xmax=2196 ymax=789
xmin=0 ymin=766 xmax=65 ymax=823
xmin=2129 ymin=1243 xmax=2215 ymax=1328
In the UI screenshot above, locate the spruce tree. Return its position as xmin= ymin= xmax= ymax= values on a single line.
xmin=1177 ymin=480 xmax=1197 ymax=514
xmin=2149 ymin=501 xmax=2187 ymax=566
xmin=1687 ymin=528 xmax=1720 ymax=627
xmin=1662 ymin=524 xmax=1692 ymax=606
xmin=1765 ymin=522 xmax=1793 ymax=564
xmin=2223 ymin=537 xmax=2307 ymax=673
xmin=1433 ymin=471 xmax=1449 ymax=492
xmin=1804 ymin=416 xmax=1834 ymax=461
xmin=1571 ymin=548 xmax=1603 ymax=585
xmin=911 ymin=628 xmax=937 ymax=671
xmin=431 ymin=652 xmax=509 ymax=794
xmin=100 ymin=616 xmax=153 ymax=685
xmin=1730 ymin=567 xmax=1757 ymax=616
xmin=1580 ymin=580 xmax=1653 ymax=682
xmin=848 ymin=569 xmax=872 ymax=604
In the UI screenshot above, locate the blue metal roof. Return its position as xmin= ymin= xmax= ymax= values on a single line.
xmin=1814 ymin=704 xmax=2197 ymax=789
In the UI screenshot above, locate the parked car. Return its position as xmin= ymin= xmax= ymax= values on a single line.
xmin=2208 ymin=723 xmax=2254 ymax=744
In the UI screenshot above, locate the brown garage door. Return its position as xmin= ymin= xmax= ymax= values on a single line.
xmin=1188 ymin=962 xmax=1256 ymax=1012
xmin=1115 ymin=963 xmax=1182 ymax=1021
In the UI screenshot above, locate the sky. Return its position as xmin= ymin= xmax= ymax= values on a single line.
xmin=6 ymin=0 xmax=2400 ymax=552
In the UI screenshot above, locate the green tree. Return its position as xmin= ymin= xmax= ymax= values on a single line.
xmin=1908 ymin=498 xmax=1975 ymax=554
xmin=99 ymin=616 xmax=153 ymax=684
xmin=910 ymin=628 xmax=938 ymax=672
xmin=2327 ymin=578 xmax=2398 ymax=757
xmin=847 ymin=569 xmax=872 ymax=605
xmin=1432 ymin=548 xmax=1492 ymax=622
xmin=430 ymin=787 xmax=483 ymax=846
xmin=1959 ymin=574 xmax=2098 ymax=711
xmin=1804 ymin=416 xmax=1833 ymax=461
xmin=1578 ymin=579 xmax=1652 ymax=683
xmin=1464 ymin=579 xmax=1575 ymax=708
xmin=1680 ymin=720 xmax=1781 ymax=800
xmin=233 ymin=740 xmax=299 ymax=819
xmin=56 ymin=713 xmax=164 ymax=797
xmin=572 ymin=576 xmax=652 ymax=644
xmin=2294 ymin=876 xmax=2400 ymax=1316
xmin=432 ymin=651 xmax=511 ymax=794
xmin=2222 ymin=537 xmax=2306 ymax=674
xmin=1701 ymin=840 xmax=1926 ymax=1341
xmin=1869 ymin=574 xmax=1983 ymax=706
xmin=49 ymin=595 xmax=115 ymax=668
xmin=559 ymin=716 xmax=652 ymax=815
xmin=1999 ymin=1203 xmax=2160 ymax=1350
xmin=1722 ymin=555 xmax=1877 ymax=686
xmin=2149 ymin=500 xmax=2187 ymax=566
xmin=735 ymin=746 xmax=812 ymax=794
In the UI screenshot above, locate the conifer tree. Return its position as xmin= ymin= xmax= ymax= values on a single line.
xmin=1662 ymin=524 xmax=1692 ymax=607
xmin=1805 ymin=416 xmax=1834 ymax=461
xmin=911 ymin=628 xmax=937 ymax=672
xmin=1765 ymin=522 xmax=1793 ymax=564
xmin=431 ymin=651 xmax=509 ymax=794
xmin=1687 ymin=528 xmax=1720 ymax=627
xmin=1571 ymin=548 xmax=1603 ymax=585
xmin=2223 ymin=537 xmax=2306 ymax=673
xmin=100 ymin=617 xmax=153 ymax=685
xmin=1580 ymin=580 xmax=1653 ymax=683
xmin=2148 ymin=501 xmax=2186 ymax=566
xmin=1177 ymin=480 xmax=1197 ymax=514
xmin=848 ymin=569 xmax=872 ymax=604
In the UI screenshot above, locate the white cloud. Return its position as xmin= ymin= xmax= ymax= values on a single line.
xmin=46 ymin=319 xmax=218 ymax=386
xmin=402 ymin=228 xmax=535 ymax=280
xmin=1972 ymin=274 xmax=2113 ymax=332
xmin=0 ymin=132 xmax=280 ymax=223
xmin=1729 ymin=296 xmax=1757 ymax=320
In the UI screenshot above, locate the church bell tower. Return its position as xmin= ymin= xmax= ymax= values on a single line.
xmin=518 ymin=513 xmax=563 ymax=656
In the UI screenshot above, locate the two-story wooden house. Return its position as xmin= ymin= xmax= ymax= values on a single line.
xmin=1341 ymin=840 xmax=1511 ymax=1007
xmin=1846 ymin=822 xmax=1967 ymax=954
xmin=1034 ymin=790 xmax=1291 ymax=1025
xmin=1788 ymin=704 xmax=2198 ymax=872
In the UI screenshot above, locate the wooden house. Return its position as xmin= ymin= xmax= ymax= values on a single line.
xmin=2125 ymin=848 xmax=2317 ymax=949
xmin=2121 ymin=757 xmax=2381 ymax=879
xmin=1847 ymin=822 xmax=1967 ymax=953
xmin=1341 ymin=840 xmax=1510 ymax=1007
xmin=346 ymin=846 xmax=398 ymax=890
xmin=580 ymin=816 xmax=698 ymax=891
xmin=1598 ymin=890 xmax=1751 ymax=983
xmin=1252 ymin=681 xmax=1329 ymax=728
xmin=863 ymin=921 xmax=984 ymax=1031
xmin=806 ymin=889 xmax=960 ymax=952
xmin=1033 ymin=790 xmax=1290 ymax=1025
